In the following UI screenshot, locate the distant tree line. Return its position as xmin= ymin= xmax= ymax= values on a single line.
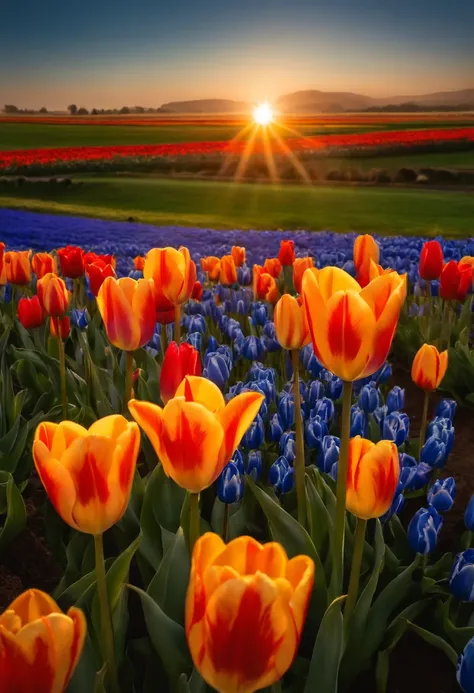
xmin=2 ymin=104 xmax=166 ymax=116
xmin=3 ymin=105 xmax=48 ymax=114
xmin=351 ymin=103 xmax=474 ymax=113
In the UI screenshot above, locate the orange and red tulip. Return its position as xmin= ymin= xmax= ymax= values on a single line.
xmin=37 ymin=273 xmax=70 ymax=317
xmin=220 ymin=255 xmax=238 ymax=286
xmin=419 ymin=240 xmax=444 ymax=281
xmin=57 ymin=246 xmax=85 ymax=279
xmin=97 ymin=276 xmax=156 ymax=351
xmin=439 ymin=260 xmax=473 ymax=302
xmin=411 ymin=344 xmax=448 ymax=392
xmin=129 ymin=376 xmax=264 ymax=493
xmin=33 ymin=415 xmax=140 ymax=534
xmin=160 ymin=341 xmax=202 ymax=404
xmin=0 ymin=588 xmax=86 ymax=693
xmin=357 ymin=259 xmax=393 ymax=288
xmin=293 ymin=257 xmax=314 ymax=294
xmin=253 ymin=266 xmax=279 ymax=303
xmin=31 ymin=252 xmax=57 ymax=279
xmin=231 ymin=246 xmax=246 ymax=267
xmin=0 ymin=242 xmax=5 ymax=281
xmin=185 ymin=532 xmax=314 ymax=693
xmin=353 ymin=234 xmax=380 ymax=274
xmin=302 ymin=266 xmax=406 ymax=381
xmin=346 ymin=437 xmax=400 ymax=520
xmin=50 ymin=315 xmax=71 ymax=340
xmin=83 ymin=251 xmax=115 ymax=268
xmin=17 ymin=296 xmax=45 ymax=330
xmin=278 ymin=239 xmax=296 ymax=266
xmin=274 ymin=294 xmax=310 ymax=350
xmin=201 ymin=257 xmax=221 ymax=282
xmin=133 ymin=255 xmax=145 ymax=271
xmin=85 ymin=259 xmax=116 ymax=297
xmin=4 ymin=250 xmax=31 ymax=286
xmin=144 ymin=246 xmax=196 ymax=305
xmin=263 ymin=258 xmax=282 ymax=279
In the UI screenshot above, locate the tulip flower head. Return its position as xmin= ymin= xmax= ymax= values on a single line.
xmin=50 ymin=315 xmax=71 ymax=340
xmin=457 ymin=637 xmax=474 ymax=693
xmin=160 ymin=341 xmax=202 ymax=404
xmin=408 ymin=506 xmax=443 ymax=554
xmin=201 ymin=256 xmax=221 ymax=282
xmin=293 ymin=256 xmax=314 ymax=294
xmin=302 ymin=267 xmax=406 ymax=381
xmin=32 ymin=252 xmax=57 ymax=279
xmin=144 ymin=246 xmax=196 ymax=305
xmin=0 ymin=588 xmax=86 ymax=693
xmin=353 ymin=235 xmax=380 ymax=287
xmin=411 ymin=344 xmax=448 ymax=392
xmin=4 ymin=250 xmax=31 ymax=286
xmin=33 ymin=416 xmax=140 ymax=535
xmin=37 ymin=273 xmax=70 ymax=317
xmin=85 ymin=258 xmax=116 ymax=297
xmin=419 ymin=240 xmax=444 ymax=281
xmin=427 ymin=476 xmax=456 ymax=513
xmin=231 ymin=246 xmax=246 ymax=267
xmin=450 ymin=550 xmax=474 ymax=602
xmin=278 ymin=239 xmax=296 ymax=266
xmin=263 ymin=257 xmax=282 ymax=279
xmin=57 ymin=245 xmax=85 ymax=279
xmin=133 ymin=255 xmax=145 ymax=271
xmin=97 ymin=276 xmax=156 ymax=351
xmin=17 ymin=296 xmax=45 ymax=329
xmin=274 ymin=294 xmax=310 ymax=351
xmin=440 ymin=260 xmax=473 ymax=302
xmin=220 ymin=255 xmax=238 ymax=286
xmin=129 ymin=376 xmax=264 ymax=493
xmin=186 ymin=532 xmax=314 ymax=693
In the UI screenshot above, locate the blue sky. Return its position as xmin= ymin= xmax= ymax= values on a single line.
xmin=1 ymin=0 xmax=473 ymax=109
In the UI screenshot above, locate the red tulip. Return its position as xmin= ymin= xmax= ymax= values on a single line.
xmin=160 ymin=342 xmax=202 ymax=404
xmin=439 ymin=260 xmax=473 ymax=301
xmin=57 ymin=246 xmax=85 ymax=278
xmin=86 ymin=259 xmax=116 ymax=296
xmin=17 ymin=296 xmax=45 ymax=329
xmin=419 ymin=241 xmax=444 ymax=281
xmin=278 ymin=240 xmax=295 ymax=266
xmin=192 ymin=281 xmax=203 ymax=301
xmin=50 ymin=316 xmax=71 ymax=340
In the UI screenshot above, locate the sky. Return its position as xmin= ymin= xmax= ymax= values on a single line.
xmin=1 ymin=0 xmax=473 ymax=110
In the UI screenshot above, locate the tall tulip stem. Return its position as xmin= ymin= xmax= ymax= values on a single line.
xmin=419 ymin=390 xmax=430 ymax=459
xmin=56 ymin=323 xmax=68 ymax=420
xmin=344 ymin=517 xmax=367 ymax=627
xmin=331 ymin=379 xmax=353 ymax=600
xmin=222 ymin=503 xmax=230 ymax=543
xmin=189 ymin=492 xmax=200 ymax=554
xmin=123 ymin=351 xmax=134 ymax=414
xmin=291 ymin=349 xmax=307 ymax=528
xmin=174 ymin=303 xmax=182 ymax=344
xmin=94 ymin=533 xmax=120 ymax=693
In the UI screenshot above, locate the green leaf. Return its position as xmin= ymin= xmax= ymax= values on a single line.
xmin=67 ymin=635 xmax=100 ymax=693
xmin=440 ymin=598 xmax=474 ymax=651
xmin=147 ymin=529 xmax=190 ymax=626
xmin=0 ymin=471 xmax=26 ymax=553
xmin=375 ymin=649 xmax=390 ymax=693
xmin=149 ymin=464 xmax=186 ymax=534
xmin=304 ymin=473 xmax=331 ymax=557
xmin=406 ymin=620 xmax=458 ymax=666
xmin=304 ymin=596 xmax=345 ymax=693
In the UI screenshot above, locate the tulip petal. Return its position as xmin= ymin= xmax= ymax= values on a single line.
xmin=33 ymin=440 xmax=78 ymax=530
xmin=0 ymin=626 xmax=56 ymax=693
xmin=191 ymin=532 xmax=226 ymax=573
xmin=5 ymin=589 xmax=61 ymax=625
xmin=88 ymin=414 xmax=129 ymax=440
xmin=97 ymin=276 xmax=140 ymax=350
xmin=219 ymin=392 xmax=265 ymax=465
xmin=212 ymin=536 xmax=262 ymax=574
xmin=175 ymin=375 xmax=226 ymax=413
xmin=128 ymin=399 xmax=167 ymax=471
xmin=286 ymin=555 xmax=315 ymax=636
xmin=132 ymin=278 xmax=156 ymax=347
xmin=315 ymin=266 xmax=362 ymax=301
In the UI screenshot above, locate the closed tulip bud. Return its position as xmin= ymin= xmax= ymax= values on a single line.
xmin=201 ymin=256 xmax=221 ymax=281
xmin=302 ymin=267 xmax=406 ymax=381
xmin=274 ymin=294 xmax=310 ymax=352
xmin=50 ymin=315 xmax=71 ymax=340
xmin=232 ymin=449 xmax=245 ymax=474
xmin=450 ymin=550 xmax=474 ymax=602
xmin=37 ymin=273 xmax=70 ymax=317
xmin=305 ymin=415 xmax=328 ymax=450
xmin=269 ymin=456 xmax=294 ymax=493
xmin=408 ymin=506 xmax=443 ymax=554
xmin=350 ymin=405 xmax=368 ymax=437
xmin=145 ymin=246 xmax=196 ymax=305
xmin=319 ymin=435 xmax=340 ymax=475
xmin=32 ymin=252 xmax=56 ymax=279
xmin=187 ymin=314 xmax=207 ymax=334
xmin=427 ymin=417 xmax=455 ymax=453
xmin=186 ymin=533 xmax=314 ymax=693
xmin=428 ymin=476 xmax=456 ymax=513
xmin=242 ymin=414 xmax=265 ymax=449
xmin=253 ymin=265 xmax=274 ymax=300
xmin=268 ymin=413 xmax=284 ymax=442
xmin=204 ymin=353 xmax=231 ymax=389
xmin=385 ymin=385 xmax=405 ymax=413
xmin=398 ymin=453 xmax=418 ymax=491
xmin=279 ymin=430 xmax=295 ymax=453
xmin=192 ymin=280 xmax=203 ymax=300
xmin=219 ymin=255 xmax=237 ymax=286
xmin=406 ymin=462 xmax=433 ymax=491
xmin=465 ymin=495 xmax=474 ymax=531
xmin=251 ymin=301 xmax=268 ymax=326
xmin=419 ymin=240 xmax=444 ymax=280
xmin=435 ymin=398 xmax=457 ymax=420
xmin=134 ymin=255 xmax=145 ymax=271
xmin=83 ymin=251 xmax=114 ymax=268
xmin=218 ymin=461 xmax=244 ymax=504
xmin=247 ymin=450 xmax=263 ymax=481
xmin=353 ymin=234 xmax=380 ymax=273
xmin=311 ymin=397 xmax=335 ymax=425
xmin=69 ymin=308 xmax=88 ymax=330
xmin=57 ymin=245 xmax=85 ymax=278
xmin=277 ymin=393 xmax=294 ymax=429
xmin=241 ymin=335 xmax=266 ymax=361
xmin=282 ymin=437 xmax=296 ymax=465
xmin=129 ymin=376 xmax=264 ymax=493
xmin=308 ymin=380 xmax=325 ymax=407
xmin=160 ymin=341 xmax=202 ymax=404
xmin=357 ymin=381 xmax=381 ymax=413
xmin=86 ymin=259 xmax=116 ymax=296
xmin=327 ymin=375 xmax=343 ymax=400
xmin=421 ymin=435 xmax=447 ymax=468
xmin=376 ymin=361 xmax=393 ymax=384
xmin=97 ymin=276 xmax=156 ymax=351
xmin=231 ymin=245 xmax=246 ymax=267
xmin=0 ymin=588 xmax=86 ymax=693
xmin=278 ymin=239 xmax=296 ymax=266
xmin=457 ymin=637 xmax=474 ymax=693
xmin=263 ymin=257 xmax=282 ymax=279
xmin=237 ymin=265 xmax=252 ymax=285
xmin=440 ymin=260 xmax=473 ymax=301
xmin=17 ymin=296 xmax=45 ymax=329
xmin=411 ymin=344 xmax=448 ymax=392
xmin=346 ymin=437 xmax=399 ymax=519
xmin=5 ymin=250 xmax=31 ymax=285
xmin=382 ymin=411 xmax=409 ymax=447
xmin=293 ymin=257 xmax=314 ymax=294
xmin=33 ymin=416 xmax=140 ymax=534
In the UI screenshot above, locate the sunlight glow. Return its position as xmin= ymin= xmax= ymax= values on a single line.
xmin=253 ymin=102 xmax=273 ymax=126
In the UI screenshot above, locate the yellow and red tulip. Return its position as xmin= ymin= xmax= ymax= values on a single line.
xmin=220 ymin=255 xmax=238 ymax=286
xmin=31 ymin=252 xmax=57 ymax=279
xmin=37 ymin=273 xmax=70 ymax=317
xmin=231 ymin=246 xmax=246 ymax=267
xmin=0 ymin=588 xmax=86 ymax=693
xmin=4 ymin=250 xmax=31 ymax=286
xmin=293 ymin=256 xmax=314 ymax=294
xmin=129 ymin=376 xmax=264 ymax=493
xmin=353 ymin=234 xmax=380 ymax=274
xmin=411 ymin=344 xmax=448 ymax=392
xmin=32 ymin=415 xmax=140 ymax=534
xmin=274 ymin=294 xmax=310 ymax=350
xmin=253 ymin=266 xmax=279 ymax=303
xmin=185 ymin=532 xmax=314 ymax=693
xmin=346 ymin=437 xmax=400 ymax=520
xmin=97 ymin=276 xmax=156 ymax=351
xmin=302 ymin=266 xmax=406 ymax=381
xmin=144 ymin=246 xmax=196 ymax=305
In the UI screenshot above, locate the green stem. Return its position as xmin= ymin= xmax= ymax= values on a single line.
xmin=418 ymin=390 xmax=430 ymax=459
xmin=56 ymin=322 xmax=68 ymax=420
xmin=174 ymin=303 xmax=182 ymax=344
xmin=94 ymin=534 xmax=120 ymax=693
xmin=188 ymin=492 xmax=200 ymax=555
xmin=123 ymin=351 xmax=134 ymax=414
xmin=463 ymin=530 xmax=473 ymax=551
xmin=222 ymin=503 xmax=230 ymax=543
xmin=291 ymin=349 xmax=307 ymax=528
xmin=330 ymin=380 xmax=353 ymax=601
xmin=344 ymin=518 xmax=367 ymax=627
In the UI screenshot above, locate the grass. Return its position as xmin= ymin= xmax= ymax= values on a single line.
xmin=321 ymin=150 xmax=474 ymax=171
xmin=1 ymin=176 xmax=473 ymax=237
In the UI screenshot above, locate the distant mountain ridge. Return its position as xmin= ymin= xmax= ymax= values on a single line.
xmin=159 ymin=99 xmax=250 ymax=113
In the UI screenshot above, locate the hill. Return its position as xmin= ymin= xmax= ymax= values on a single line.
xmin=159 ymin=99 xmax=250 ymax=113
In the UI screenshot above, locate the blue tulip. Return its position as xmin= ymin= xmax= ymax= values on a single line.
xmin=318 ymin=435 xmax=340 ymax=475
xmin=326 ymin=375 xmax=343 ymax=400
xmin=128 ymin=269 xmax=143 ymax=280
xmin=420 ymin=435 xmax=447 ymax=468
xmin=465 ymin=495 xmax=474 ymax=531
xmin=216 ymin=344 xmax=233 ymax=367
xmin=247 ymin=451 xmax=263 ymax=481
xmin=382 ymin=412 xmax=410 ymax=447
xmin=226 ymin=382 xmax=244 ymax=400
xmin=217 ymin=462 xmax=244 ymax=504
xmin=283 ymin=438 xmax=296 ymax=465
xmin=408 ymin=506 xmax=443 ymax=554
xmin=238 ymin=265 xmax=252 ymax=285
xmin=427 ymin=417 xmax=455 ymax=454
xmin=457 ymin=637 xmax=474 ymax=693
xmin=311 ymin=397 xmax=335 ymax=425
xmin=241 ymin=414 xmax=265 ymax=449
xmin=279 ymin=431 xmax=295 ymax=455
xmin=268 ymin=414 xmax=284 ymax=443
xmin=300 ymin=344 xmax=324 ymax=377
xmin=251 ymin=302 xmax=268 ymax=326
xmin=248 ymin=362 xmax=277 ymax=385
xmin=204 ymin=353 xmax=231 ymax=389
xmin=278 ymin=394 xmax=295 ymax=429
xmin=350 ymin=405 xmax=367 ymax=437
xmin=373 ymin=405 xmax=388 ymax=429
xmin=450 ymin=550 xmax=474 ymax=602
xmin=435 ymin=398 xmax=457 ymax=420
xmin=240 ymin=335 xmax=266 ymax=361
xmin=406 ymin=462 xmax=433 ymax=491
xmin=357 ymin=381 xmax=381 ymax=414
xmin=308 ymin=380 xmax=325 ymax=408
xmin=249 ymin=377 xmax=276 ymax=404
xmin=375 ymin=361 xmax=392 ymax=384
xmin=187 ymin=332 xmax=203 ymax=351
xmin=427 ymin=477 xmax=456 ymax=513
xmin=231 ymin=449 xmax=245 ymax=474
xmin=243 ymin=383 xmax=268 ymax=419
xmin=305 ymin=415 xmax=328 ymax=450
xmin=398 ymin=453 xmax=418 ymax=492
xmin=205 ymin=335 xmax=218 ymax=355
xmin=269 ymin=456 xmax=294 ymax=494
xmin=70 ymin=309 xmax=88 ymax=329
xmin=226 ymin=318 xmax=242 ymax=341
xmin=385 ymin=386 xmax=405 ymax=413
xmin=380 ymin=493 xmax=405 ymax=523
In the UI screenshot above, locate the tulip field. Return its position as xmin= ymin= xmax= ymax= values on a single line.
xmin=0 ymin=220 xmax=473 ymax=693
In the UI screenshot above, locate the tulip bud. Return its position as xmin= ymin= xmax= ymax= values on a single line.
xmin=457 ymin=636 xmax=474 ymax=693
xmin=450 ymin=550 xmax=474 ymax=602
xmin=17 ymin=295 xmax=45 ymax=329
xmin=231 ymin=245 xmax=246 ymax=267
xmin=353 ymin=234 xmax=380 ymax=273
xmin=263 ymin=257 xmax=282 ymax=278
xmin=293 ymin=256 xmax=314 ymax=294
xmin=220 ymin=255 xmax=238 ymax=286
xmin=247 ymin=450 xmax=263 ymax=481
xmin=311 ymin=397 xmax=335 ymax=425
xmin=160 ymin=341 xmax=202 ymax=404
xmin=382 ymin=412 xmax=409 ymax=447
xmin=240 ymin=335 xmax=266 ymax=361
xmin=86 ymin=259 xmax=116 ymax=296
xmin=70 ymin=308 xmax=89 ymax=330
xmin=427 ymin=476 xmax=456 ymax=513
xmin=217 ymin=461 xmax=244 ymax=504
xmin=380 ymin=492 xmax=405 ymax=523
xmin=201 ymin=256 xmax=221 ymax=281
xmin=57 ymin=245 xmax=85 ymax=278
xmin=232 ymin=449 xmax=245 ymax=474
xmin=145 ymin=246 xmax=196 ymax=305
xmin=50 ymin=315 xmax=71 ymax=340
xmin=385 ymin=385 xmax=405 ymax=413
xmin=269 ymin=456 xmax=294 ymax=493
xmin=5 ymin=250 xmax=32 ymax=285
xmin=204 ymin=352 xmax=231 ymax=389
xmin=419 ymin=240 xmax=444 ymax=281
xmin=241 ymin=414 xmax=265 ymax=449
xmin=305 ymin=415 xmax=327 ymax=450
xmin=266 ymin=414 xmax=283 ymax=443
xmin=192 ymin=280 xmax=203 ymax=300
xmin=134 ymin=255 xmax=145 ymax=271
xmin=440 ymin=260 xmax=473 ymax=301
xmin=32 ymin=252 xmax=56 ymax=279
xmin=411 ymin=344 xmax=448 ymax=392
xmin=278 ymin=394 xmax=295 ymax=429
xmin=278 ymin=239 xmax=296 ymax=266
xmin=435 ymin=398 xmax=457 ymax=420
xmin=427 ymin=416 xmax=455 ymax=454
xmin=326 ymin=375 xmax=343 ymax=400
xmin=357 ymin=381 xmax=381 ymax=413
xmin=318 ymin=435 xmax=340 ymax=475
xmin=350 ymin=405 xmax=368 ymax=437
xmin=251 ymin=301 xmax=268 ymax=326
xmin=37 ymin=273 xmax=70 ymax=317
xmin=408 ymin=506 xmax=443 ymax=554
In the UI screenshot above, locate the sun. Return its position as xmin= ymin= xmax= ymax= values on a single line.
xmin=253 ymin=102 xmax=273 ymax=126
